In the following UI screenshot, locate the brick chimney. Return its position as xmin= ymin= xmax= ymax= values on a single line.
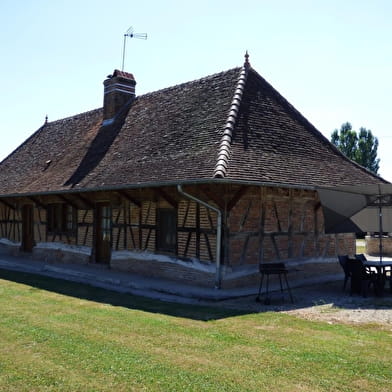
xmin=103 ymin=69 xmax=136 ymax=121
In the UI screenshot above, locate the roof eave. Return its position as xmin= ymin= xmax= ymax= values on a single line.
xmin=0 ymin=178 xmax=316 ymax=200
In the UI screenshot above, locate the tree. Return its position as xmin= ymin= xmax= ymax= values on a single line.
xmin=331 ymin=122 xmax=380 ymax=174
xmin=356 ymin=127 xmax=380 ymax=174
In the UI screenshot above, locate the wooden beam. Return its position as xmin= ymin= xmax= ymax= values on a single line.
xmin=28 ymin=196 xmax=46 ymax=209
xmin=139 ymin=208 xmax=142 ymax=248
xmin=196 ymin=203 xmax=200 ymax=259
xmin=199 ymin=185 xmax=225 ymax=210
xmin=116 ymin=190 xmax=141 ymax=207
xmin=273 ymin=201 xmax=282 ymax=232
xmin=203 ymin=233 xmax=213 ymax=262
xmin=258 ymin=195 xmax=266 ymax=264
xmin=177 ymin=227 xmax=215 ymax=235
xmin=74 ymin=194 xmax=95 ymax=209
xmin=156 ymin=188 xmax=178 ymax=208
xmin=0 ymin=198 xmax=15 ymax=210
xmin=57 ymin=194 xmax=79 ymax=210
xmin=182 ymin=200 xmax=190 ymax=227
xmin=183 ymin=232 xmax=192 ymax=258
xmin=270 ymin=234 xmax=281 ymax=260
xmin=287 ymin=189 xmax=294 ymax=258
xmin=227 ymin=186 xmax=249 ymax=212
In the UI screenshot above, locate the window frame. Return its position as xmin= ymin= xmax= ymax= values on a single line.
xmin=47 ymin=204 xmax=77 ymax=235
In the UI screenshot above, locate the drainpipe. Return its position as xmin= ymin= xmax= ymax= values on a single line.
xmin=177 ymin=184 xmax=222 ymax=289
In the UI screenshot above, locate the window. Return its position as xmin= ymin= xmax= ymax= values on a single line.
xmin=100 ymin=205 xmax=112 ymax=242
xmin=94 ymin=204 xmax=112 ymax=264
xmin=47 ymin=204 xmax=76 ymax=234
xmin=156 ymin=208 xmax=177 ymax=253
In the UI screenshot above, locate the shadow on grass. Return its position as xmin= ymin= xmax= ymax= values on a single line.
xmin=0 ymin=268 xmax=252 ymax=321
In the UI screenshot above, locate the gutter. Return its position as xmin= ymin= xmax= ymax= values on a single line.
xmin=0 ymin=179 xmax=315 ymax=200
xmin=177 ymin=184 xmax=222 ymax=289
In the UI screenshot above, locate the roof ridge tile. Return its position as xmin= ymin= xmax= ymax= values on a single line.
xmin=213 ymin=66 xmax=248 ymax=178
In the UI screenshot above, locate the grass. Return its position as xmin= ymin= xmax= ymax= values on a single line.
xmin=0 ymin=269 xmax=392 ymax=391
xmin=356 ymin=238 xmax=366 ymax=255
xmin=357 ymin=244 xmax=366 ymax=255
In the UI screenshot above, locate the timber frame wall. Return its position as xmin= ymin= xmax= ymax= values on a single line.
xmin=226 ymin=186 xmax=354 ymax=266
xmin=0 ymin=184 xmax=354 ymax=281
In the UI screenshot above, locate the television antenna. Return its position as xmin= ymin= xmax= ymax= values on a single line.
xmin=121 ymin=26 xmax=147 ymax=71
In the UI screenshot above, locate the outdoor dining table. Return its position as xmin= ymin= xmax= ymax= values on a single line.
xmin=362 ymin=260 xmax=392 ymax=296
xmin=347 ymin=259 xmax=392 ymax=296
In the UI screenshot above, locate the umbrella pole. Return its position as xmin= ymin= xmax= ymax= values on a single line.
xmin=379 ymin=198 xmax=383 ymax=263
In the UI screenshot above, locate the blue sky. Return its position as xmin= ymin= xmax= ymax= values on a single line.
xmin=1 ymin=0 xmax=391 ymax=180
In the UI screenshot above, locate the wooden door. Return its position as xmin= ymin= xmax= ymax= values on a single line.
xmin=94 ymin=204 xmax=112 ymax=264
xmin=21 ymin=205 xmax=34 ymax=252
xmin=156 ymin=208 xmax=177 ymax=253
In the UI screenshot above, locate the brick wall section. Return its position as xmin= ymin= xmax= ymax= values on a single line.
xmin=33 ymin=207 xmax=45 ymax=242
xmin=365 ymin=235 xmax=392 ymax=257
xmin=109 ymin=202 xmax=141 ymax=251
xmin=78 ymin=209 xmax=94 ymax=247
xmin=0 ymin=206 xmax=22 ymax=243
xmin=227 ymin=186 xmax=355 ymax=266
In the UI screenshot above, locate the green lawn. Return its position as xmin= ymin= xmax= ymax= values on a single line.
xmin=0 ymin=269 xmax=391 ymax=392
xmin=356 ymin=240 xmax=366 ymax=255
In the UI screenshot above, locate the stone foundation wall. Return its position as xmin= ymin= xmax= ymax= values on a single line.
xmin=111 ymin=256 xmax=216 ymax=287
xmin=220 ymin=258 xmax=342 ymax=289
xmin=110 ymin=252 xmax=342 ymax=290
xmin=32 ymin=247 xmax=90 ymax=265
xmin=0 ymin=239 xmax=342 ymax=290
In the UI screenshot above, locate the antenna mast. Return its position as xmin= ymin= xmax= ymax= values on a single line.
xmin=121 ymin=26 xmax=147 ymax=71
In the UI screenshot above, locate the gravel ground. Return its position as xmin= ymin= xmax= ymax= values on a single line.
xmin=215 ymin=279 xmax=392 ymax=326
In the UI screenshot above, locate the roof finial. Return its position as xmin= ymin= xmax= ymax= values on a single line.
xmin=45 ymin=115 xmax=48 ymax=124
xmin=244 ymin=50 xmax=250 ymax=69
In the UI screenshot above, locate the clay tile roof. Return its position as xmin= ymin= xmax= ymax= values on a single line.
xmin=224 ymin=68 xmax=387 ymax=186
xmin=0 ymin=65 xmax=386 ymax=197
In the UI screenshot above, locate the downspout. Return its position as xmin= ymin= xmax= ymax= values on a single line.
xmin=177 ymin=184 xmax=222 ymax=289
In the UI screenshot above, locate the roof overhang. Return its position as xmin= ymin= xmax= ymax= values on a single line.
xmin=0 ymin=178 xmax=316 ymax=200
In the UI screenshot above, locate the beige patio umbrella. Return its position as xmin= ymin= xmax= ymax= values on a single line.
xmin=317 ymin=183 xmax=392 ymax=263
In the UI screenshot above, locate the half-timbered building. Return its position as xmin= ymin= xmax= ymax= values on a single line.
xmin=0 ymin=54 xmax=386 ymax=288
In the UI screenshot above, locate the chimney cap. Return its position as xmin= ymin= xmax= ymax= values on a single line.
xmin=110 ymin=69 xmax=135 ymax=80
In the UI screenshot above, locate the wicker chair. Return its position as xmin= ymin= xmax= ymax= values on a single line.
xmin=354 ymin=254 xmax=379 ymax=297
xmin=337 ymin=255 xmax=351 ymax=291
